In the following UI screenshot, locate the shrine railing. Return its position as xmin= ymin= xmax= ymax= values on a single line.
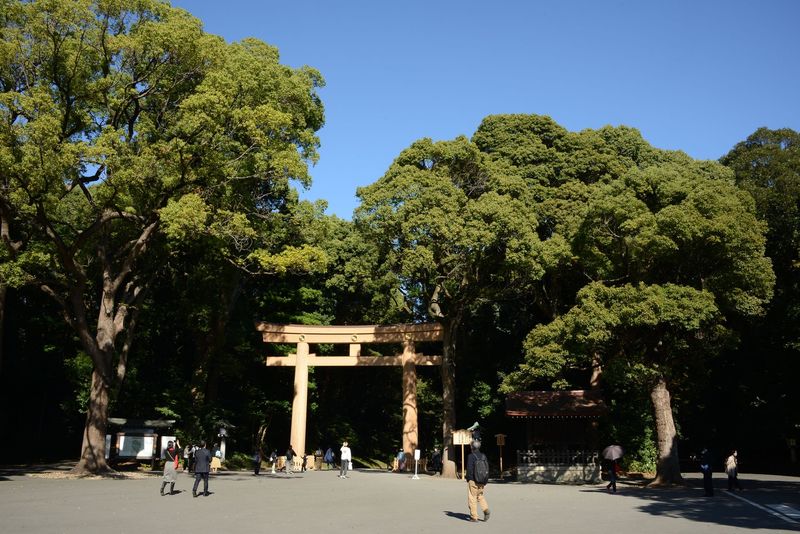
xmin=517 ymin=448 xmax=599 ymax=466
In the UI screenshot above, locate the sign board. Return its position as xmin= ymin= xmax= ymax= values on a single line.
xmin=495 ymin=434 xmax=506 ymax=446
xmin=452 ymin=429 xmax=472 ymax=445
xmin=117 ymin=433 xmax=156 ymax=459
xmin=414 ymin=449 xmax=421 ymax=461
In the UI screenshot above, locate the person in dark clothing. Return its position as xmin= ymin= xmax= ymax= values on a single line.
xmin=253 ymin=448 xmax=261 ymax=476
xmin=430 ymin=448 xmax=442 ymax=475
xmin=700 ymin=448 xmax=714 ymax=496
xmin=324 ymin=447 xmax=334 ymax=470
xmin=192 ymin=441 xmax=212 ymax=498
xmin=285 ymin=445 xmax=297 ymax=475
xmin=465 ymin=440 xmax=490 ymax=522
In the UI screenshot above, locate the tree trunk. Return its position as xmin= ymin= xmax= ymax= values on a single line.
xmin=650 ymin=376 xmax=683 ymax=485
xmin=440 ymin=316 xmax=458 ymax=478
xmin=72 ymin=367 xmax=113 ymax=475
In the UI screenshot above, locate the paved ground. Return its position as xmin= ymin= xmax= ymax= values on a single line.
xmin=1 ymin=464 xmax=798 ymax=533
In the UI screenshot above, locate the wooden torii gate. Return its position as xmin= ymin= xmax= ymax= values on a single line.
xmin=256 ymin=323 xmax=443 ymax=457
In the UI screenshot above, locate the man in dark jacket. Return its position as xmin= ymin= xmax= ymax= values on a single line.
xmin=465 ymin=440 xmax=490 ymax=522
xmin=700 ymin=448 xmax=714 ymax=497
xmin=192 ymin=441 xmax=212 ymax=498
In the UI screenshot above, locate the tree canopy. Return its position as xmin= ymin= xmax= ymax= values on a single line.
xmin=0 ymin=0 xmax=324 ymax=473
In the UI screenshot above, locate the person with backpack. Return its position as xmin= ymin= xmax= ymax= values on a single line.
xmin=465 ymin=440 xmax=490 ymax=522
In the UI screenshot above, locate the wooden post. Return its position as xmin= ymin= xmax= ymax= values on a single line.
xmin=496 ymin=434 xmax=506 ymax=480
xmin=401 ymin=339 xmax=418 ymax=455
xmin=289 ymin=341 xmax=309 ymax=456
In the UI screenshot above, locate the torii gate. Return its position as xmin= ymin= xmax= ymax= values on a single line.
xmin=256 ymin=323 xmax=443 ymax=456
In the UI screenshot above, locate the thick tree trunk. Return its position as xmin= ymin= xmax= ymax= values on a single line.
xmin=650 ymin=376 xmax=683 ymax=485
xmin=440 ymin=317 xmax=458 ymax=478
xmin=72 ymin=367 xmax=113 ymax=475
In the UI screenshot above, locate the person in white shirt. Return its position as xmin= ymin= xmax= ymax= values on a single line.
xmin=339 ymin=441 xmax=352 ymax=478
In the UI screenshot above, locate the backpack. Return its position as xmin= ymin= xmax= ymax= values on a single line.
xmin=473 ymin=453 xmax=489 ymax=485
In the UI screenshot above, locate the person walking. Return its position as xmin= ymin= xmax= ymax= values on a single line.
xmin=339 ymin=441 xmax=351 ymax=478
xmin=285 ymin=445 xmax=297 ymax=475
xmin=725 ymin=449 xmax=742 ymax=491
xmin=700 ymin=448 xmax=714 ymax=497
xmin=430 ymin=448 xmax=442 ymax=475
xmin=192 ymin=441 xmax=212 ymax=498
xmin=270 ymin=450 xmax=278 ymax=474
xmin=324 ymin=447 xmax=334 ymax=470
xmin=188 ymin=443 xmax=197 ymax=473
xmin=160 ymin=439 xmax=180 ymax=496
xmin=606 ymin=458 xmax=618 ymax=493
xmin=396 ymin=449 xmax=406 ymax=472
xmin=252 ymin=448 xmax=262 ymax=476
xmin=182 ymin=443 xmax=190 ymax=471
xmin=210 ymin=443 xmax=222 ymax=473
xmin=465 ymin=440 xmax=490 ymax=522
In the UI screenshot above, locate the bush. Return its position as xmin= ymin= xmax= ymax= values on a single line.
xmin=223 ymin=452 xmax=253 ymax=470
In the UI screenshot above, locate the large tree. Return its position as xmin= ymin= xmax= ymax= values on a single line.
xmin=354 ymin=136 xmax=543 ymax=473
xmin=0 ymin=0 xmax=324 ymax=473
xmin=491 ymin=115 xmax=774 ymax=484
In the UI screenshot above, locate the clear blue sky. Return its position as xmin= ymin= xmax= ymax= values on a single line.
xmin=171 ymin=0 xmax=799 ymax=219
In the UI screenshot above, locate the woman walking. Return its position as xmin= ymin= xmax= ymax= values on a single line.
xmin=160 ymin=439 xmax=180 ymax=496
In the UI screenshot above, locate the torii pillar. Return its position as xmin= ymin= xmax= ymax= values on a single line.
xmin=256 ymin=323 xmax=443 ymax=457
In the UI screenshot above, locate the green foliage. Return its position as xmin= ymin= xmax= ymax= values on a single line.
xmin=60 ymin=351 xmax=93 ymax=415
xmin=465 ymin=380 xmax=500 ymax=420
xmin=625 ymin=426 xmax=659 ymax=473
xmin=223 ymin=452 xmax=253 ymax=471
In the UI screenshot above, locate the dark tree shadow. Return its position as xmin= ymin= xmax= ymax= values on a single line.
xmin=580 ymin=478 xmax=800 ymax=531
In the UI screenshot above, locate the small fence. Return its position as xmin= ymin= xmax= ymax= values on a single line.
xmin=517 ymin=448 xmax=601 ymax=484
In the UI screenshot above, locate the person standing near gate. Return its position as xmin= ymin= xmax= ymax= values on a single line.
xmin=285 ymin=444 xmax=297 ymax=475
xmin=324 ymin=447 xmax=334 ymax=470
xmin=465 ymin=440 xmax=490 ymax=522
xmin=192 ymin=441 xmax=212 ymax=498
xmin=339 ymin=441 xmax=351 ymax=478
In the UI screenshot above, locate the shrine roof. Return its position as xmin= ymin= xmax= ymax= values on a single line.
xmin=505 ymin=390 xmax=607 ymax=419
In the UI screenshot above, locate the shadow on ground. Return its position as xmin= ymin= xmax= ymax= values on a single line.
xmin=581 ymin=477 xmax=800 ymax=532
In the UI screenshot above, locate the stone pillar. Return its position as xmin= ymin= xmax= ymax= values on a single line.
xmin=401 ymin=339 xmax=418 ymax=456
xmin=290 ymin=341 xmax=309 ymax=456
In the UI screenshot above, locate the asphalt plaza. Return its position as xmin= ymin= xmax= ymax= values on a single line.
xmin=0 ymin=465 xmax=798 ymax=533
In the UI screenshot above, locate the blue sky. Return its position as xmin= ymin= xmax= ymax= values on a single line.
xmin=171 ymin=0 xmax=799 ymax=219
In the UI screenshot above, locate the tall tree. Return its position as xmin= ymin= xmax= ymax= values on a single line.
xmin=0 ymin=0 xmax=324 ymax=473
xmin=355 ymin=136 xmax=543 ymax=473
xmin=491 ymin=115 xmax=774 ymax=484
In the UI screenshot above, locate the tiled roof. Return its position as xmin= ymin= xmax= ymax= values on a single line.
xmin=505 ymin=390 xmax=607 ymax=419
